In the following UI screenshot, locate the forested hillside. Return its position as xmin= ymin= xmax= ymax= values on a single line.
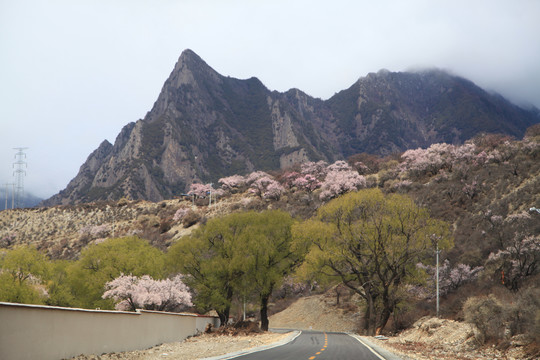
xmin=1 ymin=128 xmax=539 ymax=354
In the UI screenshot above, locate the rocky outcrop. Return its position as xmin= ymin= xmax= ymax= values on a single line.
xmin=42 ymin=50 xmax=539 ymax=205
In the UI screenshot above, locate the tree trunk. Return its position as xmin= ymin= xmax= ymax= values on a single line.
xmin=364 ymin=294 xmax=377 ymax=335
xmin=217 ymin=286 xmax=234 ymax=327
xmin=376 ymin=289 xmax=393 ymax=335
xmin=217 ymin=307 xmax=230 ymax=327
xmin=260 ymin=293 xmax=270 ymax=331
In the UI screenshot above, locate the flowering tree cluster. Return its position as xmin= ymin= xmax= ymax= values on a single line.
xmin=246 ymin=171 xmax=271 ymax=184
xmin=218 ymin=175 xmax=247 ymax=193
xmin=400 ymin=142 xmax=479 ymax=178
xmin=417 ymin=260 xmax=483 ymax=297
xmin=187 ymin=183 xmax=213 ymax=198
xmin=280 ymin=161 xmax=327 ymax=193
xmin=292 ymin=174 xmax=321 ymax=192
xmin=102 ymin=274 xmax=192 ymax=312
xmin=487 ymin=235 xmax=540 ymax=291
xmin=280 ymin=171 xmax=301 ymax=189
xmin=249 ymin=176 xmax=285 ymax=200
xmin=300 ymin=160 xmax=329 ymax=179
xmin=319 ymin=162 xmax=366 ymax=201
xmin=326 ymin=160 xmax=351 ymax=172
xmin=485 ymin=210 xmax=532 ymax=249
xmin=483 ymin=211 xmax=539 ymax=290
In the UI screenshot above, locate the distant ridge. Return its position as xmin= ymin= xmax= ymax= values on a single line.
xmin=42 ymin=50 xmax=539 ymax=205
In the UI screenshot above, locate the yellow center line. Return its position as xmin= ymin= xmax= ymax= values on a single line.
xmin=308 ymin=332 xmax=328 ymax=359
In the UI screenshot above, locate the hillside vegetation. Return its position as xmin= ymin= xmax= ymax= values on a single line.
xmin=1 ymin=129 xmax=539 ymax=354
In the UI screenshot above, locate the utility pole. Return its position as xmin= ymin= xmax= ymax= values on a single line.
xmin=13 ymin=148 xmax=28 ymax=208
xmin=436 ymin=242 xmax=440 ymax=318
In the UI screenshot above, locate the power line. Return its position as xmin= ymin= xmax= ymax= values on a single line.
xmin=13 ymin=147 xmax=28 ymax=209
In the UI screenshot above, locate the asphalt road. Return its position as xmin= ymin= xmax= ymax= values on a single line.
xmin=231 ymin=330 xmax=384 ymax=360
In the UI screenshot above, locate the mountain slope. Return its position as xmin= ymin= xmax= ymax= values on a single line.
xmin=42 ymin=50 xmax=539 ymax=205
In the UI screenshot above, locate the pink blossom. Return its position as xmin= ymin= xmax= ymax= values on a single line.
xmin=173 ymin=208 xmax=190 ymax=222
xmin=103 ymin=274 xmax=192 ymax=312
xmin=319 ymin=170 xmax=367 ymax=201
xmin=246 ymin=171 xmax=271 ymax=184
xmin=188 ymin=183 xmax=213 ymax=198
xmin=292 ymin=174 xmax=321 ymax=192
xmin=218 ymin=175 xmax=247 ymax=193
xmin=300 ymin=161 xmax=328 ymax=179
xmin=487 ymin=234 xmax=540 ymax=290
xmin=281 ymin=171 xmax=301 ymax=189
xmin=327 ymin=160 xmax=352 ymax=172
xmin=416 ymin=260 xmax=483 ymax=297
xmin=263 ymin=181 xmax=285 ymax=200
xmin=249 ymin=176 xmax=284 ymax=200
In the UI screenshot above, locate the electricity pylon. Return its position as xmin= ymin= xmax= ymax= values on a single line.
xmin=13 ymin=148 xmax=28 ymax=208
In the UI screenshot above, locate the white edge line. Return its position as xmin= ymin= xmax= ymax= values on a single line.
xmin=202 ymin=330 xmax=302 ymax=360
xmin=349 ymin=334 xmax=386 ymax=360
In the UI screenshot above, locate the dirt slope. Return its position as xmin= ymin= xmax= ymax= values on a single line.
xmin=269 ymin=294 xmax=361 ymax=332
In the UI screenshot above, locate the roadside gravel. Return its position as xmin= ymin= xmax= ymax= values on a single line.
xmin=69 ymin=332 xmax=291 ymax=360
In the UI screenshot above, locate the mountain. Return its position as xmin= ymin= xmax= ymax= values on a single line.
xmin=0 ymin=192 xmax=43 ymax=209
xmin=42 ymin=50 xmax=539 ymax=205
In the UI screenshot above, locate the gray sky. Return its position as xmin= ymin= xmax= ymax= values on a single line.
xmin=1 ymin=0 xmax=539 ymax=199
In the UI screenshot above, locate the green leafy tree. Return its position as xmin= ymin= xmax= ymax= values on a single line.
xmin=44 ymin=260 xmax=76 ymax=307
xmin=294 ymin=188 xmax=452 ymax=335
xmin=236 ymin=210 xmax=300 ymax=331
xmin=167 ymin=210 xmax=300 ymax=330
xmin=0 ymin=245 xmax=48 ymax=304
xmin=68 ymin=236 xmax=165 ymax=309
xmin=167 ymin=214 xmax=245 ymax=326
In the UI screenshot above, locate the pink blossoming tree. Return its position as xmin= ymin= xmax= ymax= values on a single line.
xmin=319 ymin=170 xmax=366 ymax=201
xmin=249 ymin=176 xmax=285 ymax=200
xmin=300 ymin=161 xmax=328 ymax=180
xmin=293 ymin=174 xmax=321 ymax=193
xmin=188 ymin=183 xmax=213 ymax=198
xmin=487 ymin=234 xmax=540 ymax=291
xmin=103 ymin=274 xmax=193 ymax=312
xmin=417 ymin=260 xmax=483 ymax=297
xmin=218 ymin=175 xmax=247 ymax=194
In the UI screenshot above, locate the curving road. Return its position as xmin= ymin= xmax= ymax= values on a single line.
xmin=230 ymin=330 xmax=386 ymax=360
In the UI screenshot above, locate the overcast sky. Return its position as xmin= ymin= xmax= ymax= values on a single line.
xmin=1 ymin=0 xmax=539 ymax=200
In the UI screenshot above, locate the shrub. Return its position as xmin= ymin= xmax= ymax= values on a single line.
xmin=173 ymin=208 xmax=190 ymax=222
xmin=463 ymin=294 xmax=507 ymax=343
xmin=182 ymin=210 xmax=201 ymax=228
xmin=512 ymin=287 xmax=540 ymax=341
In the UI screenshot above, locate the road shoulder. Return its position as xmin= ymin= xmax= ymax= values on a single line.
xmin=349 ymin=334 xmax=407 ymax=360
xmin=202 ymin=330 xmax=302 ymax=360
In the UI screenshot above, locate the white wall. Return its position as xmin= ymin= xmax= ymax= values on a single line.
xmin=0 ymin=302 xmax=219 ymax=360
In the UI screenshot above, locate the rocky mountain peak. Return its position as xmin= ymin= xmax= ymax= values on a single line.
xmin=42 ymin=52 xmax=539 ymax=206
